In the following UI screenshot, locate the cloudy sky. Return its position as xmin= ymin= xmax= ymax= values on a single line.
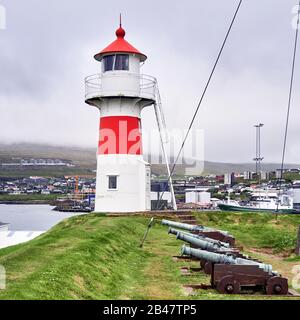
xmin=0 ymin=0 xmax=299 ymax=163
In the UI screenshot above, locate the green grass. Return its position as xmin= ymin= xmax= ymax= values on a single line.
xmin=193 ymin=211 xmax=300 ymax=253
xmin=0 ymin=212 xmax=299 ymax=300
xmin=0 ymin=194 xmax=59 ymax=202
xmin=0 ymin=168 xmax=94 ymax=178
xmin=0 ymin=214 xmax=186 ymax=300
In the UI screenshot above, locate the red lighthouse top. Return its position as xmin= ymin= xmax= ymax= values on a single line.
xmin=94 ymin=18 xmax=147 ymax=62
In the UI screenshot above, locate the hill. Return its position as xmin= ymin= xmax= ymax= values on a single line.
xmin=1 ymin=143 xmax=300 ymax=176
xmin=0 ymin=143 xmax=97 ymax=177
xmin=0 ymin=212 xmax=299 ymax=300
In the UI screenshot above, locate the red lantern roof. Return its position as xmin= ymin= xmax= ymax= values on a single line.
xmin=94 ymin=23 xmax=147 ymax=62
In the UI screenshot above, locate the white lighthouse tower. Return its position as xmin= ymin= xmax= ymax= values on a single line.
xmin=85 ymin=20 xmax=157 ymax=212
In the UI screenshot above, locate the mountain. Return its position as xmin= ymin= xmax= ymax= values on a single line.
xmin=0 ymin=143 xmax=97 ymax=168
xmin=201 ymin=161 xmax=298 ymax=175
xmin=0 ymin=143 xmax=299 ymax=176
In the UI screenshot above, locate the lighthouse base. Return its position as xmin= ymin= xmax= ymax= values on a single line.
xmin=94 ymin=154 xmax=151 ymax=213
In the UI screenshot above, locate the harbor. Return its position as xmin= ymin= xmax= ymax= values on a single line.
xmin=0 ymin=204 xmax=87 ymax=249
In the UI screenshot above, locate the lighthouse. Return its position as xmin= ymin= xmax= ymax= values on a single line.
xmin=85 ymin=20 xmax=156 ymax=212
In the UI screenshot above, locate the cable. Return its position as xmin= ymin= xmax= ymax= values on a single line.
xmin=156 ymin=0 xmax=244 ymax=210
xmin=276 ymin=0 xmax=300 ymax=213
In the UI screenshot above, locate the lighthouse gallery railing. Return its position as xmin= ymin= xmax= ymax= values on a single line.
xmin=85 ymin=73 xmax=156 ymax=101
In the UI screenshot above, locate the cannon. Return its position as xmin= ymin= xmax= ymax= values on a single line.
xmin=161 ymin=219 xmax=235 ymax=246
xmin=182 ymin=246 xmax=288 ymax=295
xmin=182 ymin=246 xmax=273 ymax=273
xmin=176 ymin=232 xmax=242 ymax=274
xmin=162 ymin=219 xmax=227 ymax=234
xmin=176 ymin=232 xmax=233 ymax=253
xmin=168 ymin=228 xmax=230 ymax=248
xmin=176 ymin=233 xmax=258 ymax=274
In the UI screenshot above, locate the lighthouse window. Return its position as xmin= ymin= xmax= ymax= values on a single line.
xmin=108 ymin=175 xmax=118 ymax=190
xmin=103 ymin=54 xmax=129 ymax=72
xmin=114 ymin=54 xmax=129 ymax=70
xmin=103 ymin=55 xmax=115 ymax=72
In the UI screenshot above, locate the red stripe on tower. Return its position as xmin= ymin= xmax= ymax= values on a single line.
xmin=98 ymin=116 xmax=142 ymax=155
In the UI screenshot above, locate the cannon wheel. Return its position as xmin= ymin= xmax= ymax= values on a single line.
xmin=216 ymin=276 xmax=241 ymax=294
xmin=266 ymin=276 xmax=288 ymax=295
xmin=200 ymin=259 xmax=206 ymax=270
xmin=204 ymin=262 xmax=212 ymax=274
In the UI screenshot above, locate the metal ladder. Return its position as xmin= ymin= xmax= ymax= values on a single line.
xmin=154 ymin=81 xmax=177 ymax=211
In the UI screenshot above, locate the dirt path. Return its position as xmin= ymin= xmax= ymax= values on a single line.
xmin=247 ymin=248 xmax=300 ymax=287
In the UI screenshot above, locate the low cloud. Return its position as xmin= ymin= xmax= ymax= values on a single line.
xmin=0 ymin=0 xmax=299 ymax=163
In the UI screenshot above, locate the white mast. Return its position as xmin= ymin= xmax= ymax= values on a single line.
xmin=154 ymin=84 xmax=177 ymax=210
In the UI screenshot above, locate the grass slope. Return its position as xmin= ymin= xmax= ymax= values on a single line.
xmin=194 ymin=212 xmax=300 ymax=253
xmin=0 ymin=194 xmax=58 ymax=202
xmin=0 ymin=212 xmax=299 ymax=300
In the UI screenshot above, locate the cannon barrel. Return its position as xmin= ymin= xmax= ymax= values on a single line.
xmin=162 ymin=219 xmax=200 ymax=231
xmin=176 ymin=232 xmax=230 ymax=252
xmin=168 ymin=228 xmax=230 ymax=248
xmin=182 ymin=246 xmax=277 ymax=275
xmin=161 ymin=219 xmax=229 ymax=236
